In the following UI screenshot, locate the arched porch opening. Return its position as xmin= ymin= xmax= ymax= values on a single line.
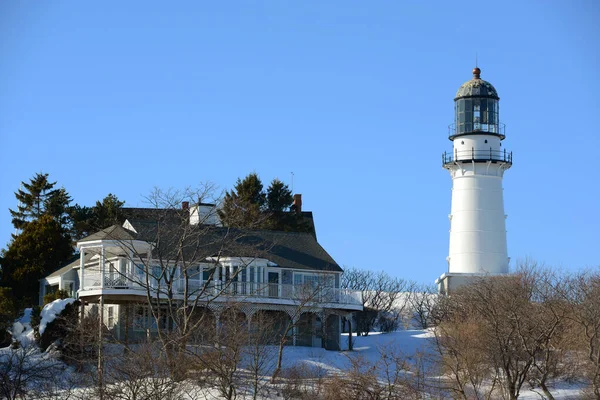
xmin=296 ymin=312 xmax=322 ymax=347
xmin=250 ymin=310 xmax=291 ymax=345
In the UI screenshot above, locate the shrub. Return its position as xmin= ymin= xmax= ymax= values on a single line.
xmin=0 ymin=287 xmax=17 ymax=347
xmin=39 ymin=300 xmax=80 ymax=352
xmin=377 ymin=313 xmax=400 ymax=333
xmin=43 ymin=289 xmax=70 ymax=305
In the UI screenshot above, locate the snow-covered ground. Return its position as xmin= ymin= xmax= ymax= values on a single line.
xmin=277 ymin=331 xmax=583 ymax=400
xmin=1 ymin=311 xmax=587 ymax=399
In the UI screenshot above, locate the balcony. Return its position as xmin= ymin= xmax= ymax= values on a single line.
xmin=442 ymin=148 xmax=513 ymax=167
xmin=80 ymin=272 xmax=363 ymax=307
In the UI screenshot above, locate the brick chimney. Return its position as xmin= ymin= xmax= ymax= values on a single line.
xmin=292 ymin=194 xmax=302 ymax=215
xmin=182 ymin=201 xmax=189 ymax=210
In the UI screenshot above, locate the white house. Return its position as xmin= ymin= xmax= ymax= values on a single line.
xmin=41 ymin=199 xmax=362 ymax=350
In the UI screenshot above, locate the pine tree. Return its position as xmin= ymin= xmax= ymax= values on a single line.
xmin=218 ymin=173 xmax=267 ymax=228
xmin=265 ymin=179 xmax=298 ymax=231
xmin=93 ymin=193 xmax=125 ymax=228
xmin=45 ymin=187 xmax=73 ymax=230
xmin=266 ymin=179 xmax=293 ymax=212
xmin=70 ymin=193 xmax=125 ymax=240
xmin=1 ymin=214 xmax=74 ymax=305
xmin=9 ymin=173 xmax=58 ymax=230
xmin=0 ymin=287 xmax=17 ymax=346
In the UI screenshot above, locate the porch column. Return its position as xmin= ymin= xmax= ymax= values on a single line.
xmin=100 ymin=246 xmax=106 ymax=289
xmin=128 ymin=249 xmax=133 ymax=276
xmin=147 ymin=248 xmax=152 ymax=289
xmin=80 ymin=247 xmax=85 ymax=293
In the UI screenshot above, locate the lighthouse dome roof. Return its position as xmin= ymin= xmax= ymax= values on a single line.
xmin=455 ymin=67 xmax=499 ymax=100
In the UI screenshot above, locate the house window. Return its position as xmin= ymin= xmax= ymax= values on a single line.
xmin=294 ymin=273 xmax=335 ymax=288
xmin=133 ymin=306 xmax=147 ymax=330
xmin=203 ymin=267 xmax=215 ymax=281
xmin=107 ymin=306 xmax=114 ymax=327
xmin=294 ymin=273 xmax=318 ymax=287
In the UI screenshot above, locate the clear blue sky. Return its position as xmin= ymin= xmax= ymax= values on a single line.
xmin=1 ymin=1 xmax=599 ymax=284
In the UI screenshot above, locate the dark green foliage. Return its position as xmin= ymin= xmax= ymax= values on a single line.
xmin=68 ymin=204 xmax=95 ymax=240
xmin=219 ymin=174 xmax=311 ymax=233
xmin=266 ymin=179 xmax=293 ymax=212
xmin=43 ymin=289 xmax=70 ymax=306
xmin=39 ymin=300 xmax=80 ymax=352
xmin=0 ymin=288 xmax=17 ymax=347
xmin=30 ymin=306 xmax=41 ymax=342
xmin=219 ymin=173 xmax=267 ymax=229
xmin=0 ymin=215 xmax=73 ymax=305
xmin=44 ymin=187 xmax=72 ymax=230
xmin=70 ymin=193 xmax=125 ymax=240
xmin=9 ymin=173 xmax=59 ymax=230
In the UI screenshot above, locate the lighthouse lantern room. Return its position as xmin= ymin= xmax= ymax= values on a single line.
xmin=436 ymin=67 xmax=513 ymax=295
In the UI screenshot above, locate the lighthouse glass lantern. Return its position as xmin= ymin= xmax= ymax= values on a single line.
xmin=436 ymin=67 xmax=513 ymax=295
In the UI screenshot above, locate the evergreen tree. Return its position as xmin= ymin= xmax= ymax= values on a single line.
xmin=93 ymin=193 xmax=125 ymax=228
xmin=69 ymin=204 xmax=95 ymax=240
xmin=9 ymin=173 xmax=58 ymax=230
xmin=218 ymin=173 xmax=266 ymax=228
xmin=0 ymin=214 xmax=74 ymax=305
xmin=70 ymin=193 xmax=125 ymax=240
xmin=0 ymin=287 xmax=17 ymax=346
xmin=45 ymin=187 xmax=73 ymax=230
xmin=266 ymin=179 xmax=293 ymax=212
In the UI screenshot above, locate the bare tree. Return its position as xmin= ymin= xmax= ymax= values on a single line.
xmin=97 ymin=185 xmax=269 ymax=380
xmin=342 ymin=267 xmax=412 ymax=335
xmin=189 ymin=305 xmax=247 ymax=400
xmin=430 ymin=294 xmax=498 ymax=400
xmin=564 ymin=270 xmax=600 ymax=398
xmin=322 ymin=345 xmax=425 ymax=400
xmin=513 ymin=263 xmax=576 ymax=399
xmin=243 ymin=311 xmax=278 ymax=400
xmin=408 ymin=283 xmax=438 ymax=329
xmin=0 ymin=344 xmax=65 ymax=400
xmin=271 ymin=275 xmax=334 ymax=382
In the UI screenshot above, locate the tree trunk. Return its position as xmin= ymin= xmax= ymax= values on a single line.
xmin=271 ymin=340 xmax=285 ymax=383
xmin=539 ymin=381 xmax=555 ymax=400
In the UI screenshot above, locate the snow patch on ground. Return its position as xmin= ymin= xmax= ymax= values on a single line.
xmin=39 ymin=298 xmax=76 ymax=335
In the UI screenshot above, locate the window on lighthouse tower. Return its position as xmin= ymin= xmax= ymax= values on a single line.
xmin=455 ymin=98 xmax=499 ymax=135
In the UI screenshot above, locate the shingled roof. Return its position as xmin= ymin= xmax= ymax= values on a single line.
xmin=75 ymin=216 xmax=340 ymax=273
xmin=47 ymin=253 xmax=94 ymax=278
xmin=78 ymin=224 xmax=137 ymax=242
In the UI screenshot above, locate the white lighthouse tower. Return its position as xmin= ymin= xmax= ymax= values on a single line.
xmin=436 ymin=67 xmax=513 ymax=295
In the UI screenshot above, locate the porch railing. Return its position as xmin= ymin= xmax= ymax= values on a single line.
xmin=82 ymin=273 xmax=362 ymax=306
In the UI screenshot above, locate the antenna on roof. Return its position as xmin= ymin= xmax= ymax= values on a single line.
xmin=475 ymin=52 xmax=478 ymax=68
xmin=291 ymin=172 xmax=295 ymax=193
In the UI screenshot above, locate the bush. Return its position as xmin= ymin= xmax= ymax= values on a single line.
xmin=43 ymin=289 xmax=70 ymax=305
xmin=39 ymin=300 xmax=80 ymax=352
xmin=30 ymin=306 xmax=41 ymax=342
xmin=377 ymin=313 xmax=400 ymax=333
xmin=280 ymin=363 xmax=327 ymax=400
xmin=0 ymin=287 xmax=17 ymax=347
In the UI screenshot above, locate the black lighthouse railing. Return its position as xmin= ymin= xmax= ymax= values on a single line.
xmin=442 ymin=148 xmax=513 ymax=167
xmin=448 ymin=122 xmax=506 ymax=140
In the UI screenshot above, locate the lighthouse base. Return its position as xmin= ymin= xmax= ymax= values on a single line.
xmin=435 ymin=272 xmax=506 ymax=295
